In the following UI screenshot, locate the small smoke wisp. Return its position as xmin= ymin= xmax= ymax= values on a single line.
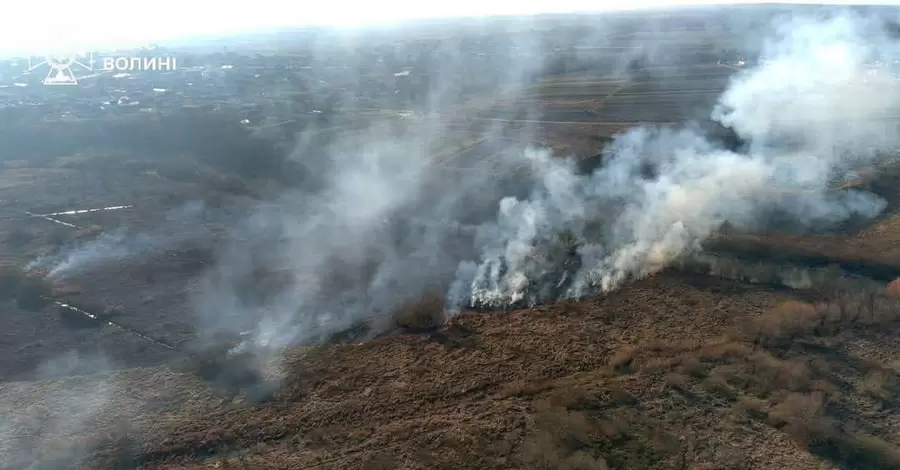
xmin=37 ymin=201 xmax=210 ymax=280
xmin=47 ymin=231 xmax=148 ymax=279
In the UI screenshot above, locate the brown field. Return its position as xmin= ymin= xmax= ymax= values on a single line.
xmin=7 ymin=272 xmax=900 ymax=469
xmin=6 ymin=24 xmax=900 ymax=470
xmin=466 ymin=65 xmax=733 ymax=125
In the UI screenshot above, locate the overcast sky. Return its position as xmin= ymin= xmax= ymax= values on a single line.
xmin=1 ymin=0 xmax=898 ymax=57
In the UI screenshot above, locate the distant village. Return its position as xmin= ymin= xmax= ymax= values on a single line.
xmin=0 ymin=18 xmax=766 ymax=132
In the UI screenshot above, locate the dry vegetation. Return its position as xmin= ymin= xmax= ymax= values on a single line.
xmin=5 ymin=25 xmax=900 ymax=469
xmin=8 ymin=141 xmax=900 ymax=469
xmin=0 ymin=271 xmax=885 ymax=469
xmin=392 ymin=293 xmax=447 ymax=331
xmin=493 ymin=284 xmax=900 ymax=470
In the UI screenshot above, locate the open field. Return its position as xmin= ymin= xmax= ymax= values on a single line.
xmin=7 ymin=272 xmax=900 ymax=469
xmin=6 ymin=73 xmax=900 ymax=469
xmin=7 ymin=6 xmax=900 ymax=470
xmin=468 ymin=65 xmax=734 ymax=124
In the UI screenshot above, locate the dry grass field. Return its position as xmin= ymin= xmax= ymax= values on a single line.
xmin=6 ymin=272 xmax=900 ymax=469
xmin=7 ymin=9 xmax=900 ymax=469
xmin=5 ymin=100 xmax=900 ymax=470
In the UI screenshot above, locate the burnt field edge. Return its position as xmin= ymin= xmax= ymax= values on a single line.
xmin=701 ymin=235 xmax=900 ymax=283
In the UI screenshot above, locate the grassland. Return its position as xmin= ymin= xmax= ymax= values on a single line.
xmin=5 ymin=271 xmax=899 ymax=470
xmin=468 ymin=65 xmax=733 ymax=125
xmin=7 ymin=26 xmax=900 ymax=470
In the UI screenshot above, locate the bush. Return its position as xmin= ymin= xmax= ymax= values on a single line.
xmin=885 ymin=278 xmax=900 ymax=298
xmin=856 ymin=370 xmax=898 ymax=405
xmin=753 ymin=300 xmax=820 ymax=345
xmin=392 ymin=293 xmax=446 ymax=330
xmin=555 ymin=229 xmax=582 ymax=254
xmin=102 ymin=304 xmax=125 ymax=318
xmin=834 ymin=433 xmax=900 ymax=469
xmin=74 ymin=225 xmax=103 ymax=239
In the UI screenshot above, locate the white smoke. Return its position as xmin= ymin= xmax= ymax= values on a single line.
xmin=195 ymin=10 xmax=900 ymax=375
xmin=46 ymin=231 xmax=152 ymax=279
xmin=193 ymin=118 xmax=455 ymax=351
xmin=453 ymin=11 xmax=898 ymax=308
xmin=0 ymin=353 xmax=114 ymax=468
xmin=38 ymin=201 xmax=210 ymax=280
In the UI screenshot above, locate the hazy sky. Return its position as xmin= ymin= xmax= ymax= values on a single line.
xmin=1 ymin=0 xmax=897 ymax=57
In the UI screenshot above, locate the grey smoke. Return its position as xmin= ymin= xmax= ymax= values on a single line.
xmin=193 ymin=117 xmax=494 ymax=348
xmin=0 ymin=352 xmax=114 ymax=469
xmin=46 ymin=231 xmax=157 ymax=279
xmin=460 ymin=10 xmax=898 ymax=305
xmin=196 ymin=11 xmax=899 ymax=375
xmin=35 ymin=201 xmax=212 ymax=280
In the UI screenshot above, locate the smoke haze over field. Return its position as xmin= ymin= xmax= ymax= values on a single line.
xmin=0 ymin=353 xmax=115 ymax=468
xmin=0 ymin=0 xmax=873 ymax=56
xmin=10 ymin=7 xmax=900 ymax=470
xmin=190 ymin=8 xmax=900 ymax=373
xmin=32 ymin=201 xmax=214 ymax=280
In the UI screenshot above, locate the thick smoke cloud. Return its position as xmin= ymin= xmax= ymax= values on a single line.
xmin=715 ymin=13 xmax=900 ymax=157
xmin=196 ymin=10 xmax=900 ymax=375
xmin=461 ymin=10 xmax=898 ymax=306
xmin=192 ymin=117 xmax=527 ymax=350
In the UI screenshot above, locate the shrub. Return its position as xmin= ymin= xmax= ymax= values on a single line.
xmin=751 ymin=300 xmax=822 ymax=346
xmin=856 ymin=370 xmax=898 ymax=405
xmin=769 ymin=392 xmax=824 ymax=428
xmin=555 ymin=229 xmax=582 ymax=254
xmin=664 ymin=373 xmax=689 ymax=391
xmin=560 ymin=451 xmax=609 ymax=470
xmin=102 ymin=304 xmax=125 ymax=318
xmin=74 ymin=225 xmax=103 ymax=239
xmin=836 ymin=433 xmax=900 ymax=469
xmin=392 ymin=293 xmax=446 ymax=330
xmin=885 ymin=278 xmax=900 ymax=298
xmin=609 ymin=347 xmax=636 ymax=373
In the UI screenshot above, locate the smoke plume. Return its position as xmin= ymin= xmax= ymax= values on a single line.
xmin=195 ymin=10 xmax=900 ymax=376
xmin=459 ymin=10 xmax=898 ymax=307
xmin=33 ymin=201 xmax=214 ymax=280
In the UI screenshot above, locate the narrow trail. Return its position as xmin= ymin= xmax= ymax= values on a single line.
xmin=35 ymin=205 xmax=133 ymax=217
xmin=23 ymin=211 xmax=79 ymax=229
xmin=53 ymin=301 xmax=186 ymax=354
